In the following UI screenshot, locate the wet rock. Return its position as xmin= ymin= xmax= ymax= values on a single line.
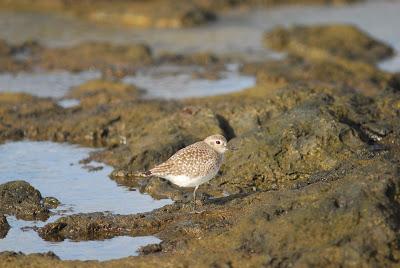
xmin=252 ymin=24 xmax=397 ymax=96
xmin=0 ymin=0 xmax=217 ymax=28
xmin=66 ymin=79 xmax=142 ymax=108
xmin=217 ymin=98 xmax=357 ymax=192
xmin=0 ymin=39 xmax=42 ymax=72
xmin=43 ymin=197 xmax=60 ymax=209
xmin=157 ymin=52 xmax=222 ymax=66
xmin=265 ymin=24 xmax=394 ymax=64
xmin=38 ymin=42 xmax=152 ymax=72
xmin=0 ymin=93 xmax=59 ymax=117
xmin=0 ymin=39 xmax=152 ymax=73
xmin=388 ymin=72 xmax=400 ymax=92
xmin=0 ymin=180 xmax=57 ymax=221
xmin=0 ymin=20 xmax=400 ymax=267
xmin=33 ymin=154 xmax=400 ymax=267
xmin=0 ymin=251 xmax=60 ymax=261
xmin=37 ymin=209 xmax=171 ymax=242
xmin=0 ymin=214 xmax=10 ymax=238
xmin=242 ymin=54 xmax=391 ymax=96
xmin=0 ymin=93 xmax=61 ymax=143
xmin=139 ymin=243 xmax=162 ymax=255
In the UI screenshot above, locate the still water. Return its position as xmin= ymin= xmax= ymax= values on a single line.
xmin=0 ymin=141 xmax=172 ymax=260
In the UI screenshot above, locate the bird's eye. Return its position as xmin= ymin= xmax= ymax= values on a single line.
xmin=216 ymin=141 xmax=221 ymax=144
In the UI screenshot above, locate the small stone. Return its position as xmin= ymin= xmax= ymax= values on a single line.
xmin=43 ymin=197 xmax=60 ymax=209
xmin=139 ymin=243 xmax=162 ymax=255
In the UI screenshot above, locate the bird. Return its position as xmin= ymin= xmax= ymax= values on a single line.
xmin=138 ymin=134 xmax=230 ymax=211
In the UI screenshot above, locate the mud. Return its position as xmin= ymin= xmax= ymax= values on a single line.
xmin=1 ymin=21 xmax=400 ymax=267
xmin=0 ymin=181 xmax=59 ymax=221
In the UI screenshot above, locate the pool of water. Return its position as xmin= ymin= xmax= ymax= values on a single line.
xmin=0 ymin=70 xmax=100 ymax=98
xmin=0 ymin=64 xmax=255 ymax=100
xmin=57 ymin=98 xmax=80 ymax=108
xmin=123 ymin=63 xmax=256 ymax=99
xmin=4 ymin=217 xmax=161 ymax=261
xmin=0 ymin=141 xmax=172 ymax=260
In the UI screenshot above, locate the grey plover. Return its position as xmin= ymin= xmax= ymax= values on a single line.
xmin=139 ymin=134 xmax=229 ymax=211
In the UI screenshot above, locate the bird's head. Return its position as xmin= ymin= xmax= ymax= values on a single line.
xmin=204 ymin=134 xmax=228 ymax=154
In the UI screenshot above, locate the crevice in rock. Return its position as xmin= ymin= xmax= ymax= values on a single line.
xmin=338 ymin=117 xmax=377 ymax=145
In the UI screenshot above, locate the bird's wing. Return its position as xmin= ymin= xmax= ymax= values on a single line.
xmin=149 ymin=142 xmax=211 ymax=177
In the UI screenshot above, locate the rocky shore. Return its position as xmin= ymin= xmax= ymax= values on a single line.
xmin=0 ymin=19 xmax=400 ymax=268
xmin=0 ymin=0 xmax=363 ymax=28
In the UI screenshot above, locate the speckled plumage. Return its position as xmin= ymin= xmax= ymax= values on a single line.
xmin=145 ymin=134 xmax=228 ymax=188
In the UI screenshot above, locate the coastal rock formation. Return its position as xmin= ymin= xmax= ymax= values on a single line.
xmin=0 ymin=181 xmax=59 ymax=221
xmin=0 ymin=22 xmax=399 ymax=267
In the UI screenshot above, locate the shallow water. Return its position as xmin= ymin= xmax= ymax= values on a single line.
xmin=57 ymin=98 xmax=80 ymax=108
xmin=0 ymin=70 xmax=100 ymax=98
xmin=0 ymin=1 xmax=398 ymax=71
xmin=123 ymin=63 xmax=256 ymax=99
xmin=0 ymin=64 xmax=255 ymax=99
xmin=0 ymin=141 xmax=172 ymax=260
xmin=4 ymin=217 xmax=161 ymax=261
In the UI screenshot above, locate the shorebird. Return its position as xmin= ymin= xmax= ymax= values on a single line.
xmin=138 ymin=134 xmax=229 ymax=211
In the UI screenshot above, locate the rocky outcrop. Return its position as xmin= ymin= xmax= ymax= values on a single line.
xmin=0 ymin=181 xmax=59 ymax=221
xmin=0 ymin=22 xmax=399 ymax=267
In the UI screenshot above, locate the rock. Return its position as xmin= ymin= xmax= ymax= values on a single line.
xmin=388 ymin=72 xmax=400 ymax=92
xmin=66 ymin=79 xmax=143 ymax=108
xmin=0 ymin=20 xmax=400 ymax=267
xmin=0 ymin=181 xmax=58 ymax=221
xmin=0 ymin=251 xmax=59 ymax=261
xmin=255 ymin=24 xmax=397 ymax=96
xmin=42 ymin=197 xmax=60 ymax=209
xmin=242 ymin=53 xmax=391 ymax=96
xmin=139 ymin=243 xmax=162 ymax=255
xmin=0 ymin=214 xmax=10 ymax=238
xmin=0 ymin=0 xmax=217 ymax=29
xmin=39 ymin=42 xmax=152 ymax=71
xmin=35 ymin=154 xmax=400 ymax=266
xmin=265 ymin=24 xmax=394 ymax=64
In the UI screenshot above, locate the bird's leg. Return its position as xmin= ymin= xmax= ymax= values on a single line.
xmin=193 ymin=185 xmax=199 ymax=212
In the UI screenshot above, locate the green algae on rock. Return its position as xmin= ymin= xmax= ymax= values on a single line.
xmin=66 ymin=79 xmax=143 ymax=108
xmin=38 ymin=42 xmax=152 ymax=72
xmin=0 ymin=180 xmax=59 ymax=221
xmin=250 ymin=24 xmax=399 ymax=96
xmin=7 ymin=152 xmax=400 ymax=267
xmin=0 ymin=0 xmax=216 ymax=28
xmin=265 ymin=24 xmax=394 ymax=64
xmin=0 ymin=39 xmax=152 ymax=73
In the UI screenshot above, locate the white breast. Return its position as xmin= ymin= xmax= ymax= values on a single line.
xmin=164 ymin=172 xmax=216 ymax=188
